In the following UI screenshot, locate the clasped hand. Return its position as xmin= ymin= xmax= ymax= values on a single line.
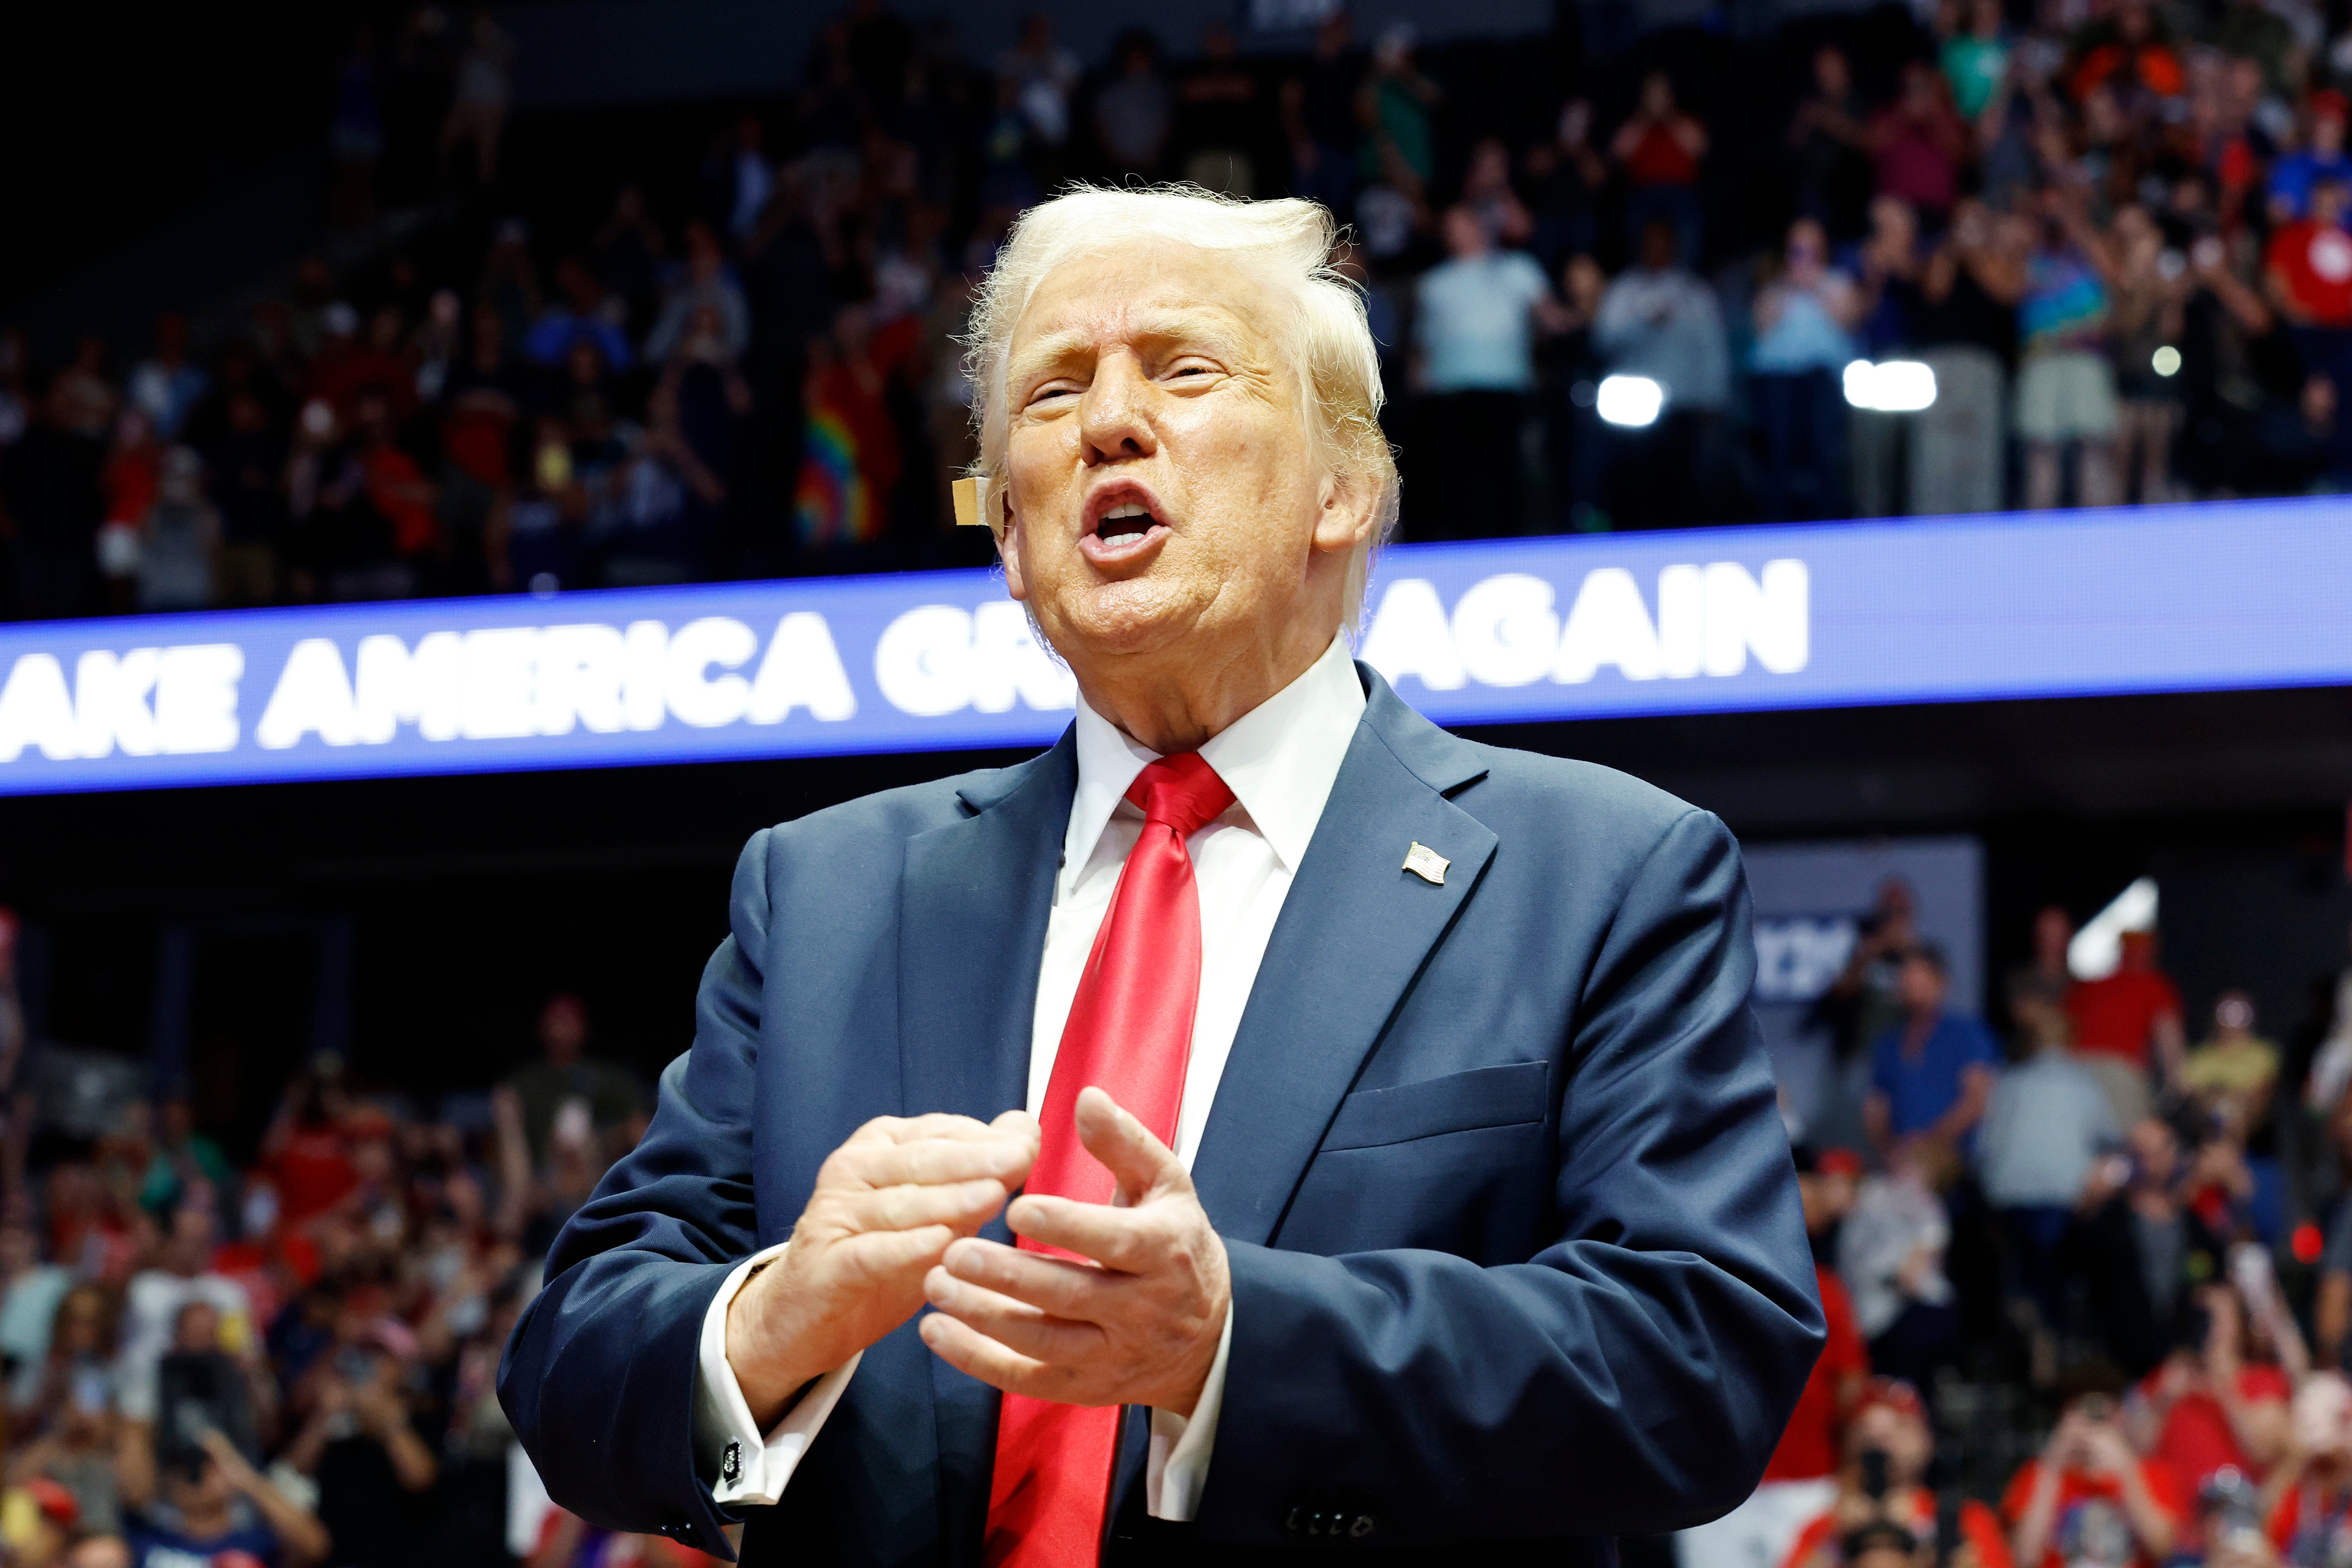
xmin=725 ymin=1086 xmax=1228 ymax=1428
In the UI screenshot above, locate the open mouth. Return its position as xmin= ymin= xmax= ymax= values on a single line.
xmin=1096 ymin=503 xmax=1155 ymax=544
xmin=1080 ymin=488 xmax=1170 ymax=565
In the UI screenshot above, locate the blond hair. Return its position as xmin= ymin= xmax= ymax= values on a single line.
xmin=962 ymin=185 xmax=1399 ymax=628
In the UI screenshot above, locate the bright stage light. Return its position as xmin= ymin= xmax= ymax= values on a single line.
xmin=1842 ymin=359 xmax=1938 ymax=413
xmin=2152 ymin=345 xmax=2181 ymax=377
xmin=1596 ymin=375 xmax=1663 ymax=428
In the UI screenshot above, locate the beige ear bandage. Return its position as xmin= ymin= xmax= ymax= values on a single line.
xmin=951 ymin=476 xmax=1002 ymax=538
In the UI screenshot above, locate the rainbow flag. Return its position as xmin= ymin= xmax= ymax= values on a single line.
xmin=794 ymin=406 xmax=882 ymax=549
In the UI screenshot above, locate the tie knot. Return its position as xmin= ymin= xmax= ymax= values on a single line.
xmin=1124 ymin=752 xmax=1235 ymax=840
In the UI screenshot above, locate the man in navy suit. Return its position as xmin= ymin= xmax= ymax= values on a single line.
xmin=500 ymin=186 xmax=1823 ymax=1566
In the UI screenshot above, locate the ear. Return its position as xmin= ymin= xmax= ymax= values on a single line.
xmin=996 ymin=488 xmax=1030 ymax=602
xmin=1311 ymin=466 xmax=1380 ymax=557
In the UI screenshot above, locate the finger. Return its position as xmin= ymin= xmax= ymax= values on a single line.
xmin=992 ymin=1108 xmax=1042 ymax=1148
xmin=836 ymin=1177 xmax=1008 ymax=1236
xmin=940 ymin=1236 xmax=1106 ymax=1319
xmin=1006 ymin=1192 xmax=1155 ymax=1272
xmin=826 ymin=1225 xmax=957 ymax=1288
xmin=1072 ymin=1087 xmax=1186 ymax=1204
xmin=854 ymin=1113 xmax=1010 ymax=1146
xmin=839 ymin=1135 xmax=1035 ymax=1189
xmin=918 ymin=1312 xmax=1097 ymax=1404
xmin=923 ymin=1266 xmax=1103 ymax=1362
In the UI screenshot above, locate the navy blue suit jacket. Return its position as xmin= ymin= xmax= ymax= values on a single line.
xmin=499 ymin=666 xmax=1823 ymax=1566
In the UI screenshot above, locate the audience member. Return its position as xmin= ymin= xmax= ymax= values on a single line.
xmin=1864 ymin=945 xmax=2000 ymax=1156
xmin=1978 ymin=995 xmax=2118 ymax=1347
xmin=1595 ymin=217 xmax=1732 ymax=522
xmin=2016 ymin=186 xmax=2124 ymax=509
xmin=1750 ymin=218 xmax=1861 ymax=520
xmin=1094 ymin=29 xmax=1171 ymax=178
xmin=1782 ymin=1379 xmax=2012 ymax=1568
xmin=2069 ymin=931 xmax=2189 ymax=1125
xmin=2081 ymin=1117 xmax=2222 ymax=1376
xmin=1614 ymin=71 xmax=1708 ymax=266
xmin=1869 ymin=62 xmax=1970 ymax=224
xmin=1841 ymin=1141 xmax=1962 ymax=1396
xmin=1789 ymin=48 xmax=1873 ymax=240
xmin=2128 ymin=1282 xmax=2292 ymax=1493
xmin=2004 ymin=1373 xmax=2187 ymax=1568
xmin=2266 ymin=1373 xmax=2352 ymax=1563
xmin=1411 ymin=205 xmax=1562 ymax=538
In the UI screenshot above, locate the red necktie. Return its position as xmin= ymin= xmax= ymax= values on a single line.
xmin=984 ymin=752 xmax=1236 ymax=1568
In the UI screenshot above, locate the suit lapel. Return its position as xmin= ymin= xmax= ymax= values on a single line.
xmin=1189 ymin=670 xmax=1498 ymax=1248
xmin=898 ymin=730 xmax=1076 ymax=1129
xmin=897 ymin=730 xmax=1075 ymax=1566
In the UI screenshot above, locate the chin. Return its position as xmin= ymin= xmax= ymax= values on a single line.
xmin=1051 ymin=578 xmax=1204 ymax=658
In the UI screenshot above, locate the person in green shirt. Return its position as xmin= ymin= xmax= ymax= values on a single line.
xmin=1941 ymin=0 xmax=2011 ymax=122
xmin=138 ymin=1098 xmax=234 ymax=1221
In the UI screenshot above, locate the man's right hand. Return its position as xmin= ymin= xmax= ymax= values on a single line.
xmin=726 ymin=1110 xmax=1039 ymax=1428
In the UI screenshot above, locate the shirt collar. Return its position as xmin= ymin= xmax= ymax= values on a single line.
xmin=1063 ymin=633 xmax=1365 ymax=884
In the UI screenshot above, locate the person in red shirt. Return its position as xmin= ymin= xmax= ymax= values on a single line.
xmin=1866 ymin=63 xmax=1969 ymax=222
xmin=2006 ymin=1376 xmax=2188 ymax=1568
xmin=2268 ymin=175 xmax=2352 ymax=477
xmin=2268 ymin=178 xmax=2352 ymax=329
xmin=2131 ymin=1284 xmax=2292 ymax=1492
xmin=1681 ymin=1147 xmax=1867 ymax=1568
xmin=1611 ymin=71 xmax=1707 ymax=266
xmin=2067 ymin=929 xmax=2186 ymax=1125
xmin=1781 ymin=1378 xmax=2013 ymax=1568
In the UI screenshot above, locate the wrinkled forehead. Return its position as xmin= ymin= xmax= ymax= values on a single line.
xmin=1006 ymin=240 xmax=1286 ymax=381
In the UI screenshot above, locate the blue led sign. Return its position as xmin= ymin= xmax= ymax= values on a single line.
xmin=2 ymin=499 xmax=2348 ymax=795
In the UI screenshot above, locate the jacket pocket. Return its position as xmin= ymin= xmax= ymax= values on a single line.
xmin=1319 ymin=1060 xmax=1550 ymax=1152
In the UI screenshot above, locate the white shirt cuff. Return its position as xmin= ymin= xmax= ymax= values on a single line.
xmin=1144 ymin=1300 xmax=1232 ymax=1522
xmin=691 ymin=1243 xmax=861 ymax=1508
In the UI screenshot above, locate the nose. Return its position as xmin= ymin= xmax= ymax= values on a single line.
xmin=1079 ymin=351 xmax=1156 ymax=468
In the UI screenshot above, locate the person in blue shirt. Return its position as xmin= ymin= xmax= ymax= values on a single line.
xmin=1864 ymin=943 xmax=2000 ymax=1156
xmin=2269 ymin=90 xmax=2352 ymax=222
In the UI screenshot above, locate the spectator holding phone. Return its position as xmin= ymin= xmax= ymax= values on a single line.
xmin=2005 ymin=1373 xmax=2187 ymax=1568
xmin=2129 ymin=1281 xmax=2295 ymax=1493
xmin=125 ymin=1428 xmax=328 ymax=1568
xmin=2264 ymin=1373 xmax=2352 ymax=1564
xmin=1781 ymin=1378 xmax=2012 ymax=1568
xmin=283 ymin=1308 xmax=436 ymax=1568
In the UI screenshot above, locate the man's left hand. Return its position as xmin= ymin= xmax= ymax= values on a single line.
xmin=918 ymin=1086 xmax=1229 ymax=1417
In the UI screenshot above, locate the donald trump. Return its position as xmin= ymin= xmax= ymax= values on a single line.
xmin=500 ymin=186 xmax=1823 ymax=1566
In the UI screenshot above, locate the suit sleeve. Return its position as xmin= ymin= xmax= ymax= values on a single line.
xmin=497 ymin=829 xmax=774 ymax=1561
xmin=1196 ymin=808 xmax=1824 ymax=1547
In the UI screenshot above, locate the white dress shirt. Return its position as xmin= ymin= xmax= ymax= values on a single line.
xmin=692 ymin=632 xmax=1365 ymax=1522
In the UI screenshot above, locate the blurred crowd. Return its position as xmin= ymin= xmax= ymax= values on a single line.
xmin=0 ymin=914 xmax=699 ymax=1568
xmin=1682 ymin=886 xmax=2352 ymax=1568
xmin=15 ymin=0 xmax=2352 ymax=621
xmin=10 ymin=882 xmax=2352 ymax=1568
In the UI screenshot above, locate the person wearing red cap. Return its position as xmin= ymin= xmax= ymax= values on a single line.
xmin=9 ymin=1476 xmax=81 ymax=1568
xmin=1779 ymin=1379 xmax=2011 ymax=1568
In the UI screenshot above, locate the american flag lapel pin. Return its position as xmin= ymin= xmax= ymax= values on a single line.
xmin=1402 ymin=841 xmax=1449 ymax=886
